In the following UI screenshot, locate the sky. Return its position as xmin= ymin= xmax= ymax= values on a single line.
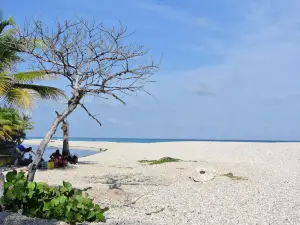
xmin=3 ymin=0 xmax=300 ymax=140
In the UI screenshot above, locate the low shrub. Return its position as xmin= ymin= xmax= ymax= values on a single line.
xmin=221 ymin=172 xmax=247 ymax=180
xmin=138 ymin=157 xmax=180 ymax=165
xmin=0 ymin=170 xmax=108 ymax=224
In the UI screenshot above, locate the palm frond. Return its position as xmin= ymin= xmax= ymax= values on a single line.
xmin=0 ymin=73 xmax=11 ymax=95
xmin=20 ymin=114 xmax=34 ymax=130
xmin=0 ymin=17 xmax=16 ymax=34
xmin=0 ymin=36 xmax=22 ymax=71
xmin=13 ymin=83 xmax=66 ymax=101
xmin=0 ymin=131 xmax=5 ymax=140
xmin=0 ymin=27 xmax=16 ymax=38
xmin=0 ymin=118 xmax=11 ymax=124
xmin=12 ymin=70 xmax=57 ymax=83
xmin=0 ymin=15 xmax=64 ymax=111
xmin=0 ymin=107 xmax=33 ymax=140
xmin=2 ymin=124 xmax=13 ymax=132
xmin=2 ymin=87 xmax=34 ymax=109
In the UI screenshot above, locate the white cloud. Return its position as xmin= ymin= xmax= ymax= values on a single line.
xmin=134 ymin=0 xmax=213 ymax=28
xmin=160 ymin=0 xmax=300 ymax=103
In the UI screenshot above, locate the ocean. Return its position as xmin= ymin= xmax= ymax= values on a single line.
xmin=22 ymin=144 xmax=97 ymax=161
xmin=27 ymin=137 xmax=300 ymax=143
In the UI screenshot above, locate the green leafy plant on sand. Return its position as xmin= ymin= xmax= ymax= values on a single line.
xmin=221 ymin=172 xmax=247 ymax=180
xmin=138 ymin=157 xmax=181 ymax=165
xmin=0 ymin=170 xmax=108 ymax=224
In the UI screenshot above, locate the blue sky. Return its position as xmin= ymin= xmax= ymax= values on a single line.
xmin=3 ymin=0 xmax=300 ymax=140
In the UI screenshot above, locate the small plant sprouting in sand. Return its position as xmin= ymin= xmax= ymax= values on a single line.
xmin=221 ymin=172 xmax=247 ymax=180
xmin=138 ymin=157 xmax=181 ymax=165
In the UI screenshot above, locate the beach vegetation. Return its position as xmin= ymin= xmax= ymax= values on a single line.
xmin=0 ymin=170 xmax=108 ymax=224
xmin=138 ymin=157 xmax=181 ymax=165
xmin=0 ymin=107 xmax=33 ymax=160
xmin=0 ymin=107 xmax=33 ymax=142
xmin=221 ymin=172 xmax=247 ymax=180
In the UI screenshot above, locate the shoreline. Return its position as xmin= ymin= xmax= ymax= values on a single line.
xmin=23 ymin=139 xmax=105 ymax=151
xmin=25 ymin=138 xmax=300 ymax=143
xmin=23 ymin=139 xmax=300 ymax=152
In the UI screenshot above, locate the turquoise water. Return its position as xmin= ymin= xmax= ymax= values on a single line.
xmin=27 ymin=137 xmax=300 ymax=143
xmin=23 ymin=144 xmax=96 ymax=161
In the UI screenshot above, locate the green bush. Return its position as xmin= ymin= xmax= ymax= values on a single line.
xmin=0 ymin=170 xmax=108 ymax=224
xmin=138 ymin=157 xmax=181 ymax=165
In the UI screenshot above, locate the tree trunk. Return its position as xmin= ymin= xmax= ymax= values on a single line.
xmin=0 ymin=172 xmax=4 ymax=199
xmin=27 ymin=99 xmax=80 ymax=181
xmin=62 ymin=120 xmax=70 ymax=157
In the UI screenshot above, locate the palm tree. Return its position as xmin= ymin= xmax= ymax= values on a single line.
xmin=0 ymin=108 xmax=16 ymax=140
xmin=0 ymin=13 xmax=65 ymax=109
xmin=0 ymin=107 xmax=32 ymax=141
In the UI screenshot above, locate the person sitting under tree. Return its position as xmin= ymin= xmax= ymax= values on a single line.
xmin=50 ymin=149 xmax=62 ymax=160
xmin=49 ymin=149 xmax=68 ymax=167
xmin=50 ymin=149 xmax=61 ymax=167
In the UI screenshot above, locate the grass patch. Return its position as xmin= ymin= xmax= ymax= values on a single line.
xmin=138 ymin=157 xmax=181 ymax=165
xmin=221 ymin=172 xmax=247 ymax=180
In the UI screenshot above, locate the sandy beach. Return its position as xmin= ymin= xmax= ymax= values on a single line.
xmin=18 ymin=140 xmax=300 ymax=224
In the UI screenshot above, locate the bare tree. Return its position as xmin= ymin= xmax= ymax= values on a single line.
xmin=16 ymin=18 xmax=159 ymax=181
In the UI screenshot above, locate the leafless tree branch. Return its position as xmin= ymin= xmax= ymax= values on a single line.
xmin=15 ymin=18 xmax=159 ymax=102
xmin=80 ymin=103 xmax=102 ymax=126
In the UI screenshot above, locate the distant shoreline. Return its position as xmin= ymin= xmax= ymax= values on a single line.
xmin=26 ymin=137 xmax=300 ymax=143
xmin=23 ymin=139 xmax=300 ymax=153
xmin=23 ymin=140 xmax=103 ymax=151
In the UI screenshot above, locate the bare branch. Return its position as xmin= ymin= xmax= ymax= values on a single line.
xmin=55 ymin=111 xmax=61 ymax=117
xmin=12 ymin=17 xmax=159 ymax=142
xmin=15 ymin=17 xmax=158 ymax=97
xmin=79 ymin=103 xmax=102 ymax=126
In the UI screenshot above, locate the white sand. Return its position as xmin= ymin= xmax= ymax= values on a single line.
xmin=22 ymin=140 xmax=300 ymax=225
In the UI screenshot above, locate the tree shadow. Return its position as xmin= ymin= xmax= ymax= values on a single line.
xmin=82 ymin=173 xmax=164 ymax=189
xmin=78 ymin=161 xmax=99 ymax=165
xmin=105 ymin=218 xmax=156 ymax=225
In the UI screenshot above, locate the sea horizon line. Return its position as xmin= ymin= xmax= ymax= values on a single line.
xmin=26 ymin=137 xmax=300 ymax=143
